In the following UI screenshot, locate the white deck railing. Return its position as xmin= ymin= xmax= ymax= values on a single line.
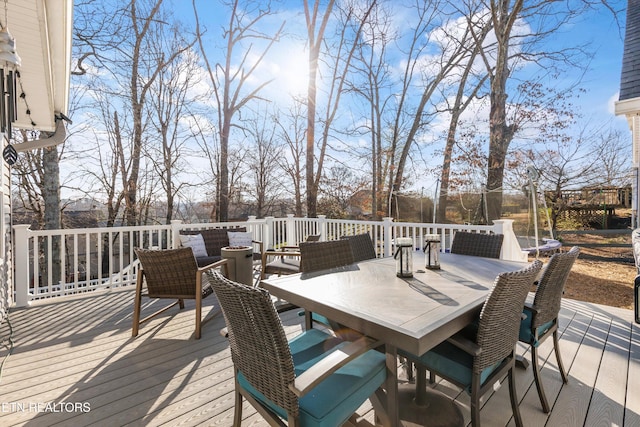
xmin=13 ymin=216 xmax=526 ymax=306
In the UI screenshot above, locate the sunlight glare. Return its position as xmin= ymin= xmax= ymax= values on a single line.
xmin=278 ymin=48 xmax=309 ymax=96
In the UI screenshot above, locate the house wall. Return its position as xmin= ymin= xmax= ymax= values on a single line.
xmin=0 ymin=134 xmax=11 ymax=325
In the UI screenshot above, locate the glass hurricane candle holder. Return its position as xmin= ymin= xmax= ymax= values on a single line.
xmin=394 ymin=237 xmax=414 ymax=278
xmin=423 ymin=234 xmax=441 ymax=270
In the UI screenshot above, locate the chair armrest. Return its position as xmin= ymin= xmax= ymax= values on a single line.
xmin=261 ymin=249 xmax=302 ymax=279
xmin=522 ymin=303 xmax=538 ymax=320
xmin=523 ymin=302 xmax=538 ymax=314
xmin=199 ymin=258 xmax=229 ymax=276
xmin=263 ymin=249 xmax=302 ymax=258
xmin=446 ymin=334 xmax=482 ymax=357
xmin=289 ymin=336 xmax=382 ymax=397
xmin=252 ymin=240 xmax=263 ymax=253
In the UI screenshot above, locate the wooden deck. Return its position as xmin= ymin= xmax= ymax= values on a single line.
xmin=0 ymin=288 xmax=638 ymax=427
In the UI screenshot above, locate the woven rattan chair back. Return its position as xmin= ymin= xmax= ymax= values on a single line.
xmin=450 ymin=231 xmax=504 ymax=259
xmin=474 ymin=260 xmax=543 ymax=374
xmin=341 ymin=233 xmax=377 ymax=262
xmin=532 ymin=246 xmax=580 ymax=329
xmin=208 ymin=271 xmax=299 ymax=417
xmin=299 ymin=240 xmax=355 ymax=273
xmin=135 ymin=247 xmax=200 ymax=297
xmin=305 ymin=234 xmax=321 ymax=242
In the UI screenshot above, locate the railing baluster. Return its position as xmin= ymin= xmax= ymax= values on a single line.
xmin=85 ymin=232 xmax=91 ymax=290
xmin=73 ymin=233 xmax=79 ymax=291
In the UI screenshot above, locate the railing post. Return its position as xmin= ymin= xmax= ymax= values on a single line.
xmin=286 ymin=214 xmax=296 ymax=245
xmin=14 ymin=224 xmax=32 ymax=307
xmin=264 ymin=217 xmax=274 ymax=249
xmin=493 ymin=219 xmax=528 ymax=262
xmin=318 ymin=215 xmax=327 ymax=241
xmin=383 ymin=217 xmax=394 ymax=257
xmin=170 ymin=220 xmax=182 ymax=249
xmin=246 ymin=215 xmax=257 ymax=238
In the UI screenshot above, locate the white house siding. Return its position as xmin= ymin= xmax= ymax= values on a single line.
xmin=0 ymin=0 xmax=71 ymax=323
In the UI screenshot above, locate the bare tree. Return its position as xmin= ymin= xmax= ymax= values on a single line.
xmin=303 ymin=0 xmax=335 ymax=218
xmin=274 ymin=100 xmax=307 ymax=217
xmin=346 ymin=0 xmax=394 ymax=220
xmin=530 ymin=133 xmax=601 ymax=231
xmin=12 ymin=132 xmax=47 ymax=227
xmin=318 ymin=165 xmax=367 ymax=219
xmin=124 ymin=0 xmax=187 ymax=225
xmin=304 ymin=0 xmax=376 ymax=217
xmin=192 ymin=0 xmax=284 ymax=221
xmin=385 ymin=0 xmax=479 ymax=219
xmin=518 ymin=100 xmax=629 ymax=231
xmin=74 ymin=0 xmax=192 ymax=226
xmin=11 ymin=129 xmax=64 ymax=286
xmin=147 ymin=27 xmax=199 ymax=224
xmin=436 ymin=14 xmax=491 ymax=223
xmin=468 ymin=0 xmax=600 ymax=221
xmin=597 ymin=128 xmax=632 ymax=187
xmin=244 ymin=107 xmax=285 ymax=217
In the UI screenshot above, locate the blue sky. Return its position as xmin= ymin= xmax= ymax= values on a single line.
xmin=67 ymin=1 xmax=631 ymax=201
xmin=181 ymin=0 xmax=628 ymax=118
xmin=566 ymin=4 xmax=627 ymax=128
xmin=185 ymin=1 xmax=629 ymax=133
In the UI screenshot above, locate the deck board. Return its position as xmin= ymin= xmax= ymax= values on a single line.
xmin=585 ymin=317 xmax=629 ymax=427
xmin=0 ymin=289 xmax=637 ymax=427
xmin=625 ymin=322 xmax=640 ymax=427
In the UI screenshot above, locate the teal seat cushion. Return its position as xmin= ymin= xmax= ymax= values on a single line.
xmin=519 ymin=315 xmax=555 ymax=347
xmin=288 ymin=327 xmax=342 ymax=366
xmin=310 ymin=312 xmax=331 ymax=327
xmin=402 ymin=339 xmax=501 ymax=393
xmin=237 ymin=329 xmax=386 ymax=427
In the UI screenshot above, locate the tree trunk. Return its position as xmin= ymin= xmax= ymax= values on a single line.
xmin=306 ymin=50 xmax=318 ymax=217
xmin=304 ymin=0 xmax=335 ymax=218
xmin=43 ymin=145 xmax=61 ymax=285
xmin=437 ymin=121 xmax=457 ymax=223
xmin=485 ymin=0 xmax=522 ymax=222
xmin=220 ymin=114 xmax=231 ymax=222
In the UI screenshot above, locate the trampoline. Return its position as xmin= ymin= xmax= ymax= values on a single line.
xmin=519 ymin=237 xmax=562 ymax=255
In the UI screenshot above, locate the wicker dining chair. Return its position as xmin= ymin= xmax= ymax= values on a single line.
xmin=450 ymin=231 xmax=504 ymax=258
xmin=261 ymin=234 xmax=321 ymax=279
xmin=298 ymin=239 xmax=358 ymax=337
xmin=518 ymin=246 xmax=580 ymax=413
xmin=341 ymin=233 xmax=377 ymax=262
xmin=403 ymin=260 xmax=543 ymax=427
xmin=299 ymin=239 xmax=355 ymax=273
xmin=208 ymin=271 xmax=387 ymax=427
xmin=132 ymin=247 xmax=228 ymax=339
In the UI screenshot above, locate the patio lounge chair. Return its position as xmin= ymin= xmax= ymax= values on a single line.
xmin=450 ymin=231 xmax=504 ymax=258
xmin=132 ymin=247 xmax=228 ymax=339
xmin=208 ymin=270 xmax=387 ymax=427
xmin=402 ymin=260 xmax=543 ymax=427
xmin=518 ymin=246 xmax=580 ymax=412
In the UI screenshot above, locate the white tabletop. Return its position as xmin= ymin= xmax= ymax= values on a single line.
xmin=261 ymin=252 xmax=527 ymax=356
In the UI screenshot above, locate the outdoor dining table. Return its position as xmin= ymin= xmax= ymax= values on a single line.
xmin=260 ymin=252 xmax=529 ymax=427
